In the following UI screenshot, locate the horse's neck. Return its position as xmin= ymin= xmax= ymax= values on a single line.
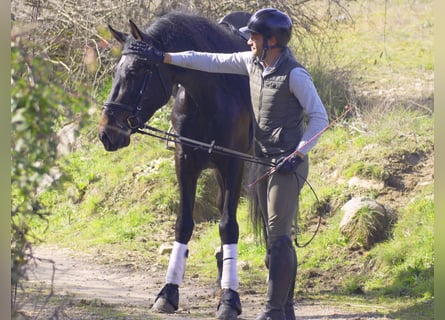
xmin=177 ymin=72 xmax=218 ymax=97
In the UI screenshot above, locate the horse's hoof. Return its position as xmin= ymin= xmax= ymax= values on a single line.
xmin=152 ymin=283 xmax=179 ymax=313
xmin=216 ymin=305 xmax=239 ymax=320
xmin=152 ymin=296 xmax=177 ymax=313
xmin=216 ymin=288 xmax=242 ymax=320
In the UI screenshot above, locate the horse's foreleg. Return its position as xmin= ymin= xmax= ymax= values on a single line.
xmin=152 ymin=159 xmax=198 ymax=314
xmin=214 ymin=171 xmax=224 ymax=290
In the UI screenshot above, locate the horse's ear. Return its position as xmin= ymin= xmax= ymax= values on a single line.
xmin=108 ymin=25 xmax=128 ymax=43
xmin=129 ymin=19 xmax=144 ymax=41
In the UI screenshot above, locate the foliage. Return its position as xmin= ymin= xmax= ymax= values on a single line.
xmin=10 ymin=34 xmax=89 ymax=307
xmin=11 ymin=0 xmax=354 ymax=100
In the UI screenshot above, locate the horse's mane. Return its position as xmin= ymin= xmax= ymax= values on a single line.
xmin=145 ymin=11 xmax=248 ymax=53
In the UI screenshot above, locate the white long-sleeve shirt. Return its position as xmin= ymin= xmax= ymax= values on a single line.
xmin=169 ymin=50 xmax=328 ymax=155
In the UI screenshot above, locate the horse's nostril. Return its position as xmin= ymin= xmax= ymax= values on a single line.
xmin=98 ymin=131 xmax=111 ymax=148
xmin=98 ymin=131 xmax=107 ymax=143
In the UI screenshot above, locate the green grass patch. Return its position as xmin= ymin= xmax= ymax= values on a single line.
xmin=365 ymin=185 xmax=434 ymax=299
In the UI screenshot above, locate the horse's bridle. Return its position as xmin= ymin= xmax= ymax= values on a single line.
xmin=102 ymin=52 xmax=170 ymax=132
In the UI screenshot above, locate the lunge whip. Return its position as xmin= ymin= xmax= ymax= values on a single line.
xmin=248 ymin=105 xmax=354 ymax=188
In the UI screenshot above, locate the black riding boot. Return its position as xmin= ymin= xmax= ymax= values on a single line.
xmin=255 ymin=236 xmax=297 ymax=320
xmin=284 ymin=247 xmax=297 ymax=320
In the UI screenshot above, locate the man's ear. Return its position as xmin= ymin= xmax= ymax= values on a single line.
xmin=268 ymin=36 xmax=279 ymax=47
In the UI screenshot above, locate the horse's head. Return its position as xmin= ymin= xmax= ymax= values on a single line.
xmin=98 ymin=20 xmax=173 ymax=151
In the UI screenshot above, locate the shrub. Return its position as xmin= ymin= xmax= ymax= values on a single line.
xmin=10 ymin=34 xmax=89 ymax=309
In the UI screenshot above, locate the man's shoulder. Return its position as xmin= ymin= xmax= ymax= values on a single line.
xmin=278 ymin=48 xmax=303 ymax=70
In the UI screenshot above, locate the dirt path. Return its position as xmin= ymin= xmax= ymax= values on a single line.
xmin=15 ymin=244 xmax=393 ymax=320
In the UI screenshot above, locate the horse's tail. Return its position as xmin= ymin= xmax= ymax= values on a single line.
xmin=247 ymin=163 xmax=268 ymax=245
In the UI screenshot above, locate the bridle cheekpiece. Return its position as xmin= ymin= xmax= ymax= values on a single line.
xmin=102 ymin=41 xmax=170 ymax=132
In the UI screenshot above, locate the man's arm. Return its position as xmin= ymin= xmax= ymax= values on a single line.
xmin=289 ymin=67 xmax=329 ymax=155
xmin=166 ymin=51 xmax=251 ymax=76
xmin=125 ymin=40 xmax=250 ymax=75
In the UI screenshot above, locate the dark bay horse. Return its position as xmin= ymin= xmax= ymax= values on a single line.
xmin=98 ymin=11 xmax=252 ymax=320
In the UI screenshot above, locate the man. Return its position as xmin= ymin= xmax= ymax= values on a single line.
xmin=128 ymin=8 xmax=329 ymax=320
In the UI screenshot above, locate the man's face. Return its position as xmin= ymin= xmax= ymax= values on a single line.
xmin=247 ymin=32 xmax=264 ymax=58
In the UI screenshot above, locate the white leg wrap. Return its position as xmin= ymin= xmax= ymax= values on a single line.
xmin=165 ymin=241 xmax=188 ymax=285
xmin=221 ymin=244 xmax=239 ymax=291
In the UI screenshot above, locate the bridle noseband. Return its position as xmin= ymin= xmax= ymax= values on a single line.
xmin=102 ymin=48 xmax=170 ymax=132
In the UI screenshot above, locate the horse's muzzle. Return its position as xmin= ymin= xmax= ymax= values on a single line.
xmin=98 ymin=128 xmax=130 ymax=151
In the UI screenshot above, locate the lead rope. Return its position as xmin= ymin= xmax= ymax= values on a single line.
xmin=292 ymin=173 xmax=321 ymax=248
xmin=294 ymin=106 xmax=353 ymax=247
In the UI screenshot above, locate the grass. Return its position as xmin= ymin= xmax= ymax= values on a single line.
xmin=36 ymin=135 xmax=177 ymax=246
xmin=365 ymin=185 xmax=434 ymax=298
xmin=332 ymin=0 xmax=433 ymax=89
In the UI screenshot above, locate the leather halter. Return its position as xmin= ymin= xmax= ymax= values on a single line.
xmin=102 ymin=48 xmax=170 ymax=132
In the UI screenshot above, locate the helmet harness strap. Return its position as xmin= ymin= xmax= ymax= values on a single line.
xmin=260 ymin=36 xmax=269 ymax=61
xmin=260 ymin=35 xmax=282 ymax=62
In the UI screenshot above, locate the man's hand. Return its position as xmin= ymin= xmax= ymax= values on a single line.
xmin=275 ymin=154 xmax=303 ymax=174
xmin=124 ymin=40 xmax=165 ymax=64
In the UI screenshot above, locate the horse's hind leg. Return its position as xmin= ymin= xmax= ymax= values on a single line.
xmin=215 ymin=163 xmax=243 ymax=320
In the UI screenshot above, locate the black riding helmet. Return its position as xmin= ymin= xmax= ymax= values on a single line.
xmin=239 ymin=8 xmax=292 ymax=47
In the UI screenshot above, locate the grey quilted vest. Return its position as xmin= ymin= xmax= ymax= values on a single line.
xmin=249 ymin=48 xmax=305 ymax=156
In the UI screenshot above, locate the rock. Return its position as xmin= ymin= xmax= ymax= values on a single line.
xmin=37 ymin=166 xmax=62 ymax=195
xmin=339 ymin=197 xmax=395 ymax=249
xmin=57 ymin=122 xmax=79 ymax=156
